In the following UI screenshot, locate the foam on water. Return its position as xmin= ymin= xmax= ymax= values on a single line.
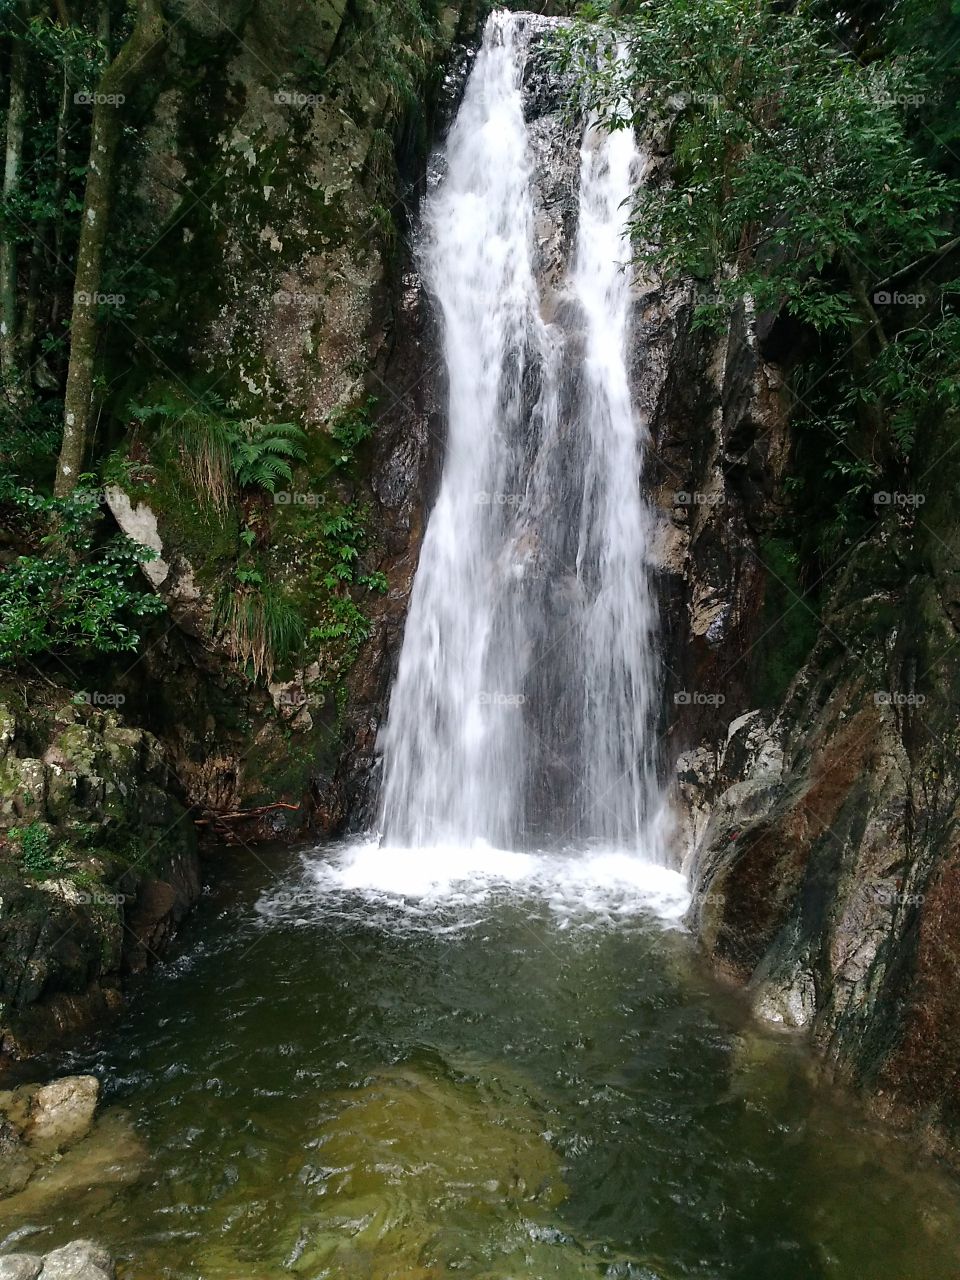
xmin=256 ymin=839 xmax=691 ymax=933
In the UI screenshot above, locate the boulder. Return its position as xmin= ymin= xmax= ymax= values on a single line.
xmin=0 ymin=1257 xmax=43 ymax=1280
xmin=0 ymin=1117 xmax=34 ymax=1196
xmin=25 ymin=1077 xmax=99 ymax=1151
xmin=37 ymin=1242 xmax=114 ymax=1280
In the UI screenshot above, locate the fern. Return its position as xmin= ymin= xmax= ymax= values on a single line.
xmin=133 ymin=394 xmax=234 ymax=513
xmin=133 ymin=393 xmax=307 ymax=509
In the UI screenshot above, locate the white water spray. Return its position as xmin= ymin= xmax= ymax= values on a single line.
xmin=377 ymin=11 xmax=670 ymax=864
xmin=377 ymin=13 xmax=541 ymax=849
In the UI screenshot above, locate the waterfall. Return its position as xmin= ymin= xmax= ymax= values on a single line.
xmin=377 ymin=11 xmax=667 ymax=861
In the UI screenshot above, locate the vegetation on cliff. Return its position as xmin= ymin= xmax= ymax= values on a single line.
xmin=0 ymin=0 xmax=455 ymax=700
xmin=0 ymin=0 xmax=471 ymax=1051
xmin=560 ymin=0 xmax=960 ymax=573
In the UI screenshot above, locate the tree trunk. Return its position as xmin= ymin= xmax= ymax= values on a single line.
xmin=1 ymin=19 xmax=28 ymax=399
xmin=843 ymin=256 xmax=892 ymax=462
xmin=54 ymin=0 xmax=164 ymax=496
xmin=51 ymin=62 xmax=71 ymax=282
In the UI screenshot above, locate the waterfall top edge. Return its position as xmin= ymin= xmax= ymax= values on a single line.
xmin=484 ymin=8 xmax=568 ymax=37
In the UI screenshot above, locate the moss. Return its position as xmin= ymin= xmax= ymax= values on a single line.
xmin=752 ymin=536 xmax=821 ymax=709
xmin=244 ymin=714 xmax=341 ymax=805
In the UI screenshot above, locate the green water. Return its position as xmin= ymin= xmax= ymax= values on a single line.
xmin=3 ymin=842 xmax=960 ymax=1279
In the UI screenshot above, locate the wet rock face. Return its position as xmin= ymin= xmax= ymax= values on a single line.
xmin=657 ymin=284 xmax=960 ymax=1150
xmin=328 ymin=268 xmax=447 ymax=832
xmin=682 ymin=565 xmax=960 ymax=1145
xmin=0 ymin=694 xmax=199 ymax=1059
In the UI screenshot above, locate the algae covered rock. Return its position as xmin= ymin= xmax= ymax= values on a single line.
xmin=0 ymin=690 xmax=199 ymax=1059
xmin=0 ymin=1074 xmax=101 ymax=1199
xmin=0 ymin=1107 xmax=144 ymax=1225
xmin=0 ymin=1244 xmax=115 ymax=1280
xmin=0 ymin=1116 xmax=33 ymax=1197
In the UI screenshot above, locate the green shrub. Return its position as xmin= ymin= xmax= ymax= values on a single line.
xmin=0 ymin=484 xmax=165 ymax=666
xmin=9 ymin=822 xmax=64 ymax=878
xmin=328 ymin=396 xmax=376 ymax=467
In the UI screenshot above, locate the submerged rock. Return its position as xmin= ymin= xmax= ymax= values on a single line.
xmin=0 ymin=1110 xmax=144 ymax=1226
xmin=1 ymin=1075 xmax=99 ymax=1151
xmin=0 ymin=1080 xmax=144 ymax=1217
xmin=0 ymin=1117 xmax=33 ymax=1197
xmin=275 ymin=1066 xmax=564 ymax=1277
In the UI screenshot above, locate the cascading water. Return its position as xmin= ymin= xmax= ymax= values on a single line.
xmin=377 ymin=11 xmax=543 ymax=850
xmin=377 ymin=11 xmax=668 ymax=860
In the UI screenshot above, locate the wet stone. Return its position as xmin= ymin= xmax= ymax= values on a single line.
xmin=0 ymin=1256 xmax=43 ymax=1280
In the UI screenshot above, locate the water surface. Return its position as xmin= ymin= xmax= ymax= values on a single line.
xmin=3 ymin=841 xmax=959 ymax=1280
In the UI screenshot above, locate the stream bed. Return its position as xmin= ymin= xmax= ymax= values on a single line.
xmin=3 ymin=841 xmax=960 ymax=1279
